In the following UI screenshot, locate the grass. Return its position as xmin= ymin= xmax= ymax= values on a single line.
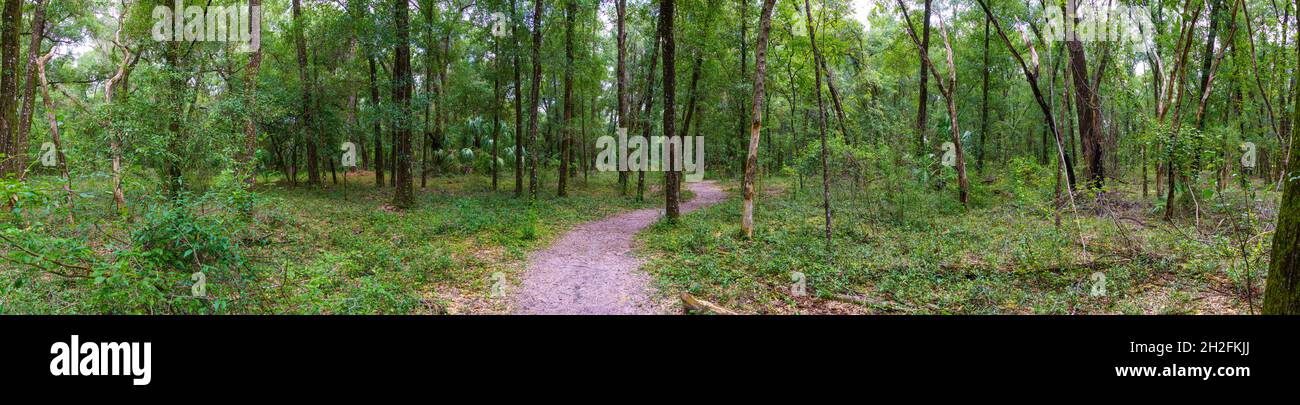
xmin=2 ymin=169 xmax=669 ymax=314
xmin=638 ymin=171 xmax=1275 ymax=315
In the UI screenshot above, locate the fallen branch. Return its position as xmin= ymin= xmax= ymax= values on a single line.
xmin=680 ymin=292 xmax=738 ymax=315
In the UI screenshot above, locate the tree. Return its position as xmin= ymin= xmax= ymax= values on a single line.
xmin=897 ymin=0 xmax=968 ymax=206
xmin=805 ymin=0 xmax=834 ymax=242
xmin=392 ymin=0 xmax=414 ymax=208
xmin=513 ymin=0 xmax=525 ymax=197
xmin=243 ymin=0 xmax=263 ymax=186
xmin=0 ymin=0 xmax=19 ymax=177
xmin=292 ymin=0 xmax=321 ymax=186
xmin=1263 ymin=0 xmax=1300 ymax=314
xmin=915 ymin=0 xmax=931 ymax=156
xmin=741 ymin=0 xmax=777 ymax=239
xmin=616 ymin=0 xmax=628 ymax=196
xmin=558 ymin=0 xmax=575 ymax=197
xmin=661 ymin=0 xmax=679 ymax=220
xmin=526 ymin=0 xmax=544 ymax=200
xmin=1063 ymin=0 xmax=1107 ymax=190
xmin=15 ymin=0 xmax=48 ymax=183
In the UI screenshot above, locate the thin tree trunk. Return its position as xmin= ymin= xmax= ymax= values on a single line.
xmin=742 ymin=0 xmax=777 ymax=238
xmin=527 ymin=0 xmax=544 ymax=200
xmin=369 ymin=55 xmax=384 ymax=187
xmin=915 ymin=0 xmax=931 ymax=156
xmin=662 ymin=0 xmax=679 ymax=220
xmin=391 ymin=0 xmax=414 ymax=208
xmin=292 ymin=0 xmax=320 ymax=186
xmin=616 ymin=0 xmax=629 ymax=195
xmin=0 ymin=0 xmax=22 ymax=177
xmin=243 ymin=0 xmax=263 ymax=185
xmin=14 ymin=0 xmax=46 ymax=181
xmin=558 ymin=0 xmax=574 ymax=197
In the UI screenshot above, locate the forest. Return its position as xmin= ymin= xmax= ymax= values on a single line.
xmin=0 ymin=0 xmax=1298 ymax=315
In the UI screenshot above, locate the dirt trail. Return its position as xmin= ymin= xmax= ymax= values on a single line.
xmin=511 ymin=181 xmax=727 ymax=314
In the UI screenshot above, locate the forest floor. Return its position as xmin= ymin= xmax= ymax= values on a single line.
xmin=2 ymin=168 xmax=1276 ymax=315
xmin=512 ymin=180 xmax=725 ymax=314
xmin=637 ymin=174 xmax=1277 ymax=315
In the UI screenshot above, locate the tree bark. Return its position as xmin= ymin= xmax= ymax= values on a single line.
xmin=741 ymin=0 xmax=777 ymax=238
xmin=662 ymin=0 xmax=680 ymax=220
xmin=616 ymin=0 xmax=628 ymax=195
xmin=369 ymin=55 xmax=384 ymax=187
xmin=527 ymin=0 xmax=544 ymax=200
xmin=558 ymin=0 xmax=574 ymax=197
xmin=1263 ymin=0 xmax=1300 ymax=313
xmin=14 ymin=0 xmax=47 ymax=180
xmin=292 ymin=0 xmax=320 ymax=186
xmin=0 ymin=0 xmax=20 ymax=177
xmin=243 ymin=0 xmax=263 ymax=186
xmin=915 ymin=0 xmax=931 ymax=156
xmin=391 ymin=0 xmax=414 ymax=208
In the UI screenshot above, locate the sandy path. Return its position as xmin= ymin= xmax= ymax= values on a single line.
xmin=511 ymin=181 xmax=727 ymax=315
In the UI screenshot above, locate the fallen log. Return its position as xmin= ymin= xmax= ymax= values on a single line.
xmin=680 ymin=292 xmax=739 ymax=315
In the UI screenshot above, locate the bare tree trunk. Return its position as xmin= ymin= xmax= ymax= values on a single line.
xmin=391 ymin=0 xmax=414 ymax=208
xmin=742 ymin=0 xmax=777 ymax=238
xmin=898 ymin=0 xmax=968 ymax=206
xmin=1263 ymin=0 xmax=1300 ymax=313
xmin=915 ymin=0 xmax=931 ymax=156
xmin=979 ymin=12 xmax=989 ymax=172
xmin=512 ymin=0 xmax=525 ymax=197
xmin=14 ymin=0 xmax=46 ymax=182
xmin=527 ymin=0 xmax=544 ymax=200
xmin=243 ymin=0 xmax=263 ymax=186
xmin=0 ymin=0 xmax=21 ymax=177
xmin=662 ymin=0 xmax=680 ymax=220
xmin=492 ymin=30 xmax=502 ymax=190
xmin=616 ymin=0 xmax=628 ymax=195
xmin=635 ymin=17 xmax=662 ymax=204
xmin=558 ymin=0 xmax=575 ymax=197
xmin=292 ymin=0 xmax=320 ymax=186
xmin=369 ymin=55 xmax=384 ymax=187
xmin=35 ymin=50 xmax=73 ymax=219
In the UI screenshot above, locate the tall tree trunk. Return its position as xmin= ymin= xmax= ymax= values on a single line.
xmin=1263 ymin=0 xmax=1300 ymax=313
xmin=512 ymin=0 xmax=525 ymax=197
xmin=492 ymin=28 xmax=502 ymax=190
xmin=527 ymin=0 xmax=544 ymax=200
xmin=292 ymin=0 xmax=320 ymax=186
xmin=736 ymin=0 xmax=749 ymax=178
xmin=1064 ymin=0 xmax=1104 ymax=190
xmin=0 ymin=0 xmax=20 ymax=177
xmin=899 ymin=0 xmax=967 ymax=205
xmin=662 ymin=0 xmax=679 ymax=220
xmin=243 ymin=0 xmax=263 ymax=186
xmin=104 ymin=11 xmax=136 ymax=213
xmin=979 ymin=11 xmax=989 ymax=172
xmin=14 ymin=0 xmax=47 ymax=181
xmin=35 ymin=50 xmax=72 ymax=218
xmin=806 ymin=0 xmax=835 ymax=241
xmin=616 ymin=0 xmax=629 ymax=195
xmin=391 ymin=0 xmax=414 ymax=208
xmin=915 ymin=0 xmax=931 ymax=156
xmin=369 ymin=55 xmax=385 ymax=187
xmin=558 ymin=0 xmax=574 ymax=197
xmin=422 ymin=0 xmax=434 ymax=188
xmin=741 ymin=0 xmax=777 ymax=238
